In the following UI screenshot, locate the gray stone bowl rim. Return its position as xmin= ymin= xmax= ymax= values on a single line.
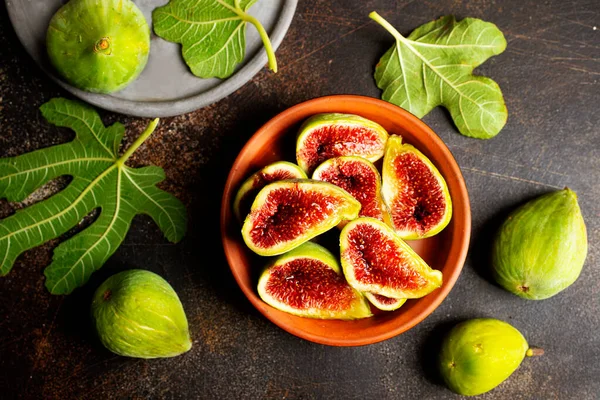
xmin=5 ymin=0 xmax=298 ymax=118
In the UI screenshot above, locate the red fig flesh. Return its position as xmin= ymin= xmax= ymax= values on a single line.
xmin=382 ymin=135 xmax=452 ymax=239
xmin=258 ymin=242 xmax=372 ymax=319
xmin=340 ymin=217 xmax=443 ymax=299
xmin=364 ymin=292 xmax=407 ymax=311
xmin=312 ymin=156 xmax=390 ymax=224
xmin=296 ymin=113 xmax=389 ymax=174
xmin=233 ymin=161 xmax=307 ymax=222
xmin=242 ymin=180 xmax=361 ymax=256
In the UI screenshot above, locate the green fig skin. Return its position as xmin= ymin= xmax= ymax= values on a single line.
xmin=233 ymin=161 xmax=307 ymax=223
xmin=258 ymin=242 xmax=373 ymax=320
xmin=339 ymin=217 xmax=443 ymax=299
xmin=47 ymin=0 xmax=150 ymax=94
xmin=242 ymin=179 xmax=361 ymax=256
xmin=492 ymin=188 xmax=588 ymax=300
xmin=296 ymin=113 xmax=389 ymax=174
xmin=439 ymin=318 xmax=530 ymax=396
xmin=91 ymin=270 xmax=192 ymax=359
xmin=381 ymin=135 xmax=452 ymax=240
xmin=363 ymin=292 xmax=406 ymax=311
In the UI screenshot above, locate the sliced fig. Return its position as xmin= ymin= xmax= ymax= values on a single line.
xmin=382 ymin=135 xmax=452 ymax=239
xmin=364 ymin=292 xmax=407 ymax=311
xmin=233 ymin=161 xmax=307 ymax=222
xmin=257 ymin=242 xmax=372 ymax=320
xmin=340 ymin=217 xmax=443 ymax=298
xmin=296 ymin=113 xmax=389 ymax=174
xmin=242 ymin=180 xmax=361 ymax=256
xmin=312 ymin=156 xmax=390 ymax=225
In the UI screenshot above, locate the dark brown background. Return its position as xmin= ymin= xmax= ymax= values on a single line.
xmin=1 ymin=0 xmax=599 ymax=399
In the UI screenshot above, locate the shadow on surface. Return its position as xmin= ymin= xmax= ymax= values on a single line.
xmin=418 ymin=319 xmax=464 ymax=388
xmin=182 ymin=96 xmax=287 ymax=317
xmin=467 ymin=191 xmax=552 ymax=287
xmin=58 ymin=258 xmax=129 ymax=354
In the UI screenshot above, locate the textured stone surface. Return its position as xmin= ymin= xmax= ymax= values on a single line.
xmin=0 ymin=0 xmax=599 ymax=399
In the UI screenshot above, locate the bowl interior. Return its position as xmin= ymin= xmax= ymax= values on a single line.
xmin=221 ymin=95 xmax=470 ymax=346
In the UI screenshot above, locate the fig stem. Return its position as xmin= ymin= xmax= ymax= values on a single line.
xmin=526 ymin=347 xmax=544 ymax=357
xmin=117 ymin=118 xmax=159 ymax=166
xmin=94 ymin=37 xmax=111 ymax=54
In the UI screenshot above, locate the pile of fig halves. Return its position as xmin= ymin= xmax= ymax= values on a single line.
xmin=233 ymin=113 xmax=452 ymax=319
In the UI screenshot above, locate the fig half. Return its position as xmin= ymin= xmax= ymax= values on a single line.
xmin=312 ymin=156 xmax=390 ymax=225
xmin=364 ymin=292 xmax=407 ymax=311
xmin=382 ymin=135 xmax=452 ymax=239
xmin=242 ymin=180 xmax=361 ymax=256
xmin=233 ymin=161 xmax=307 ymax=222
xmin=340 ymin=217 xmax=443 ymax=298
xmin=258 ymin=242 xmax=372 ymax=320
xmin=296 ymin=113 xmax=389 ymax=174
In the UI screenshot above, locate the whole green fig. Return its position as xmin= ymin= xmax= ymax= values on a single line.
xmin=492 ymin=188 xmax=587 ymax=300
xmin=439 ymin=318 xmax=542 ymax=396
xmin=91 ymin=270 xmax=192 ymax=358
xmin=46 ymin=0 xmax=150 ymax=93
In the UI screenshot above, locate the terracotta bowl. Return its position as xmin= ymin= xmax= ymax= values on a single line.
xmin=220 ymin=95 xmax=471 ymax=346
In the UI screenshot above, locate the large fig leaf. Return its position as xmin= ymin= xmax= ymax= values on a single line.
xmin=153 ymin=0 xmax=277 ymax=79
xmin=370 ymin=12 xmax=507 ymax=139
xmin=0 ymin=98 xmax=187 ymax=294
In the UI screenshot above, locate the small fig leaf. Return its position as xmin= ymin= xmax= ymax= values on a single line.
xmin=153 ymin=0 xmax=278 ymax=78
xmin=370 ymin=12 xmax=507 ymax=139
xmin=0 ymin=98 xmax=187 ymax=294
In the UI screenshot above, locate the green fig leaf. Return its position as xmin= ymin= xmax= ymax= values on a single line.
xmin=153 ymin=0 xmax=277 ymax=79
xmin=0 ymin=98 xmax=187 ymax=294
xmin=370 ymin=12 xmax=507 ymax=139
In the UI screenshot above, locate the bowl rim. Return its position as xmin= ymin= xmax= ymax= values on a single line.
xmin=220 ymin=94 xmax=471 ymax=346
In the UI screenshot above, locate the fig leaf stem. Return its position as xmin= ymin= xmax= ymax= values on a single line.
xmin=242 ymin=13 xmax=278 ymax=73
xmin=369 ymin=11 xmax=406 ymax=43
xmin=117 ymin=118 xmax=159 ymax=166
xmin=227 ymin=0 xmax=277 ymax=72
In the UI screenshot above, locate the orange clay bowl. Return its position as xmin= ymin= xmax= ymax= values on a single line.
xmin=220 ymin=95 xmax=471 ymax=346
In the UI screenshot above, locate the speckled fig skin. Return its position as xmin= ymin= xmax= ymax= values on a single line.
xmin=364 ymin=292 xmax=406 ymax=311
xmin=439 ymin=318 xmax=534 ymax=396
xmin=296 ymin=113 xmax=389 ymax=174
xmin=257 ymin=242 xmax=372 ymax=320
xmin=382 ymin=135 xmax=452 ymax=240
xmin=91 ymin=270 xmax=192 ymax=359
xmin=233 ymin=161 xmax=307 ymax=222
xmin=492 ymin=188 xmax=588 ymax=300
xmin=47 ymin=0 xmax=150 ymax=93
xmin=340 ymin=217 xmax=443 ymax=299
xmin=312 ymin=156 xmax=391 ymax=227
xmin=242 ymin=179 xmax=361 ymax=256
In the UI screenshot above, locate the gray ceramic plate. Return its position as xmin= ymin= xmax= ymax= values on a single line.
xmin=5 ymin=0 xmax=297 ymax=117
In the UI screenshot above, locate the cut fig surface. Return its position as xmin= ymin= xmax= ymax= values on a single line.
xmin=258 ymin=242 xmax=372 ymax=320
xmin=364 ymin=292 xmax=407 ymax=311
xmin=340 ymin=217 xmax=443 ymax=299
xmin=296 ymin=113 xmax=389 ymax=174
xmin=312 ymin=156 xmax=390 ymax=224
xmin=242 ymin=180 xmax=361 ymax=256
xmin=382 ymin=135 xmax=452 ymax=239
xmin=233 ymin=161 xmax=307 ymax=222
